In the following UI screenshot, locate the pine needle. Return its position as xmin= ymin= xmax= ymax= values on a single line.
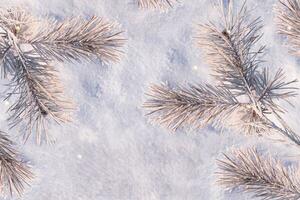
xmin=0 ymin=8 xmax=125 ymax=143
xmin=138 ymin=0 xmax=178 ymax=10
xmin=144 ymin=84 xmax=269 ymax=134
xmin=217 ymin=147 xmax=300 ymax=200
xmin=144 ymin=1 xmax=300 ymax=145
xmin=0 ymin=132 xmax=33 ymax=196
xmin=5 ymin=48 xmax=73 ymax=144
xmin=275 ymin=0 xmax=300 ymax=57
xmin=26 ymin=16 xmax=125 ymax=63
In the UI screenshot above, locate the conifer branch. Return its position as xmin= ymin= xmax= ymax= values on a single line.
xmin=0 ymin=18 xmax=72 ymax=144
xmin=196 ymin=0 xmax=299 ymax=145
xmin=144 ymin=84 xmax=270 ymax=134
xmin=144 ymin=1 xmax=300 ymax=146
xmin=0 ymin=8 xmax=125 ymax=143
xmin=217 ymin=147 xmax=300 ymax=200
xmin=6 ymin=48 xmax=73 ymax=144
xmin=275 ymin=0 xmax=300 ymax=56
xmin=26 ymin=16 xmax=125 ymax=63
xmin=197 ymin=2 xmax=265 ymax=98
xmin=0 ymin=132 xmax=33 ymax=196
xmin=138 ymin=0 xmax=178 ymax=10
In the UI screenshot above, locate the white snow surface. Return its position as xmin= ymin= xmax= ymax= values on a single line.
xmin=0 ymin=0 xmax=300 ymax=199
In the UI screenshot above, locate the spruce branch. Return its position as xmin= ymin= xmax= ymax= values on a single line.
xmin=138 ymin=0 xmax=178 ymax=10
xmin=217 ymin=147 xmax=300 ymax=200
xmin=0 ymin=132 xmax=33 ymax=196
xmin=144 ymin=1 xmax=300 ymax=146
xmin=275 ymin=0 xmax=300 ymax=56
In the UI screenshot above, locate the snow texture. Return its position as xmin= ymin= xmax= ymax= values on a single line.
xmin=0 ymin=0 xmax=299 ymax=199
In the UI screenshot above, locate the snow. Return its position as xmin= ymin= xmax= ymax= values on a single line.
xmin=0 ymin=0 xmax=299 ymax=199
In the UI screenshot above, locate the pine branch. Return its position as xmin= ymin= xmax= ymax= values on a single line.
xmin=0 ymin=36 xmax=14 ymax=78
xmin=144 ymin=84 xmax=239 ymax=130
xmin=144 ymin=1 xmax=299 ymax=144
xmin=196 ymin=1 xmax=298 ymax=112
xmin=197 ymin=2 xmax=265 ymax=98
xmin=0 ymin=13 xmax=72 ymax=144
xmin=256 ymin=68 xmax=298 ymax=111
xmin=198 ymin=1 xmax=300 ymax=145
xmin=275 ymin=0 xmax=300 ymax=56
xmin=138 ymin=0 xmax=178 ymax=10
xmin=217 ymin=147 xmax=300 ymax=200
xmin=0 ymin=8 xmax=35 ymax=78
xmin=144 ymin=84 xmax=270 ymax=134
xmin=0 ymin=8 xmax=125 ymax=64
xmin=0 ymin=7 xmax=36 ymax=39
xmin=26 ymin=16 xmax=125 ymax=63
xmin=0 ymin=8 xmax=125 ymax=143
xmin=5 ymin=47 xmax=73 ymax=144
xmin=0 ymin=132 xmax=33 ymax=196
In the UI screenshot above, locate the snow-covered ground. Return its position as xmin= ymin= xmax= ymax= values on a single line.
xmin=0 ymin=0 xmax=300 ymax=199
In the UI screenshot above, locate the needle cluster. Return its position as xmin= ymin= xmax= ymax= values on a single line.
xmin=217 ymin=147 xmax=300 ymax=200
xmin=0 ymin=8 xmax=125 ymax=143
xmin=144 ymin=1 xmax=298 ymax=143
xmin=138 ymin=0 xmax=178 ymax=10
